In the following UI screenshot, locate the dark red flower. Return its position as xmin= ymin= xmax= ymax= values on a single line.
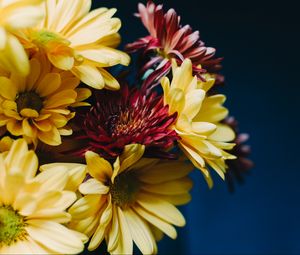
xmin=126 ymin=1 xmax=223 ymax=89
xmin=72 ymin=85 xmax=179 ymax=160
xmin=224 ymin=117 xmax=254 ymax=192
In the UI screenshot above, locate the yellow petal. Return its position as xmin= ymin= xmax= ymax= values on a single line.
xmin=26 ymin=220 xmax=85 ymax=254
xmin=133 ymin=204 xmax=177 ymax=239
xmin=142 ymin=177 xmax=193 ymax=195
xmin=0 ymin=77 xmax=17 ymax=99
xmin=79 ymin=178 xmax=109 ymax=195
xmin=69 ymin=194 xmax=102 ymax=220
xmin=36 ymin=73 xmax=61 ymax=97
xmin=20 ymin=109 xmax=39 ymax=118
xmin=123 ymin=208 xmax=156 ymax=255
xmin=48 ymin=53 xmax=75 ymax=71
xmin=209 ymin=124 xmax=236 ymax=142
xmin=71 ymin=64 xmax=105 ymax=89
xmin=137 ymin=193 xmax=185 ymax=227
xmin=85 ymin=151 xmax=112 ymax=182
xmin=38 ymin=127 xmax=61 ymax=146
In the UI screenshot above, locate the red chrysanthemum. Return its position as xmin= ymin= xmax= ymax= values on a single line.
xmin=72 ymin=85 xmax=179 ymax=159
xmin=126 ymin=1 xmax=223 ymax=89
xmin=224 ymin=117 xmax=254 ymax=192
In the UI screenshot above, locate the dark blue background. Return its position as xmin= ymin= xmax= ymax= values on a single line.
xmin=93 ymin=1 xmax=299 ymax=254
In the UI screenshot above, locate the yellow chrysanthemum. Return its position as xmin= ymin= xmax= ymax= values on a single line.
xmin=0 ymin=55 xmax=91 ymax=146
xmin=69 ymin=144 xmax=192 ymax=254
xmin=0 ymin=0 xmax=44 ymax=75
xmin=161 ymin=59 xmax=236 ymax=187
xmin=0 ymin=139 xmax=87 ymax=254
xmin=19 ymin=0 xmax=130 ymax=89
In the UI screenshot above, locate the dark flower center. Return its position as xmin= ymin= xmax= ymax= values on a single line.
xmin=109 ymin=172 xmax=140 ymax=208
xmin=16 ymin=92 xmax=43 ymax=113
xmin=106 ymin=109 xmax=144 ymax=138
xmin=0 ymin=206 xmax=27 ymax=246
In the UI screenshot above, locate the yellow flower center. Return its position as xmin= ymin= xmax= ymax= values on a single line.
xmin=157 ymin=48 xmax=169 ymax=59
xmin=109 ymin=172 xmax=140 ymax=208
xmin=0 ymin=206 xmax=27 ymax=246
xmin=16 ymin=92 xmax=43 ymax=113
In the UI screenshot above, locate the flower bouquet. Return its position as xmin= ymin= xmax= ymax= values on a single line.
xmin=0 ymin=0 xmax=253 ymax=254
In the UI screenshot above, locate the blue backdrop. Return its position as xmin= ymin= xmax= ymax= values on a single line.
xmin=92 ymin=1 xmax=299 ymax=254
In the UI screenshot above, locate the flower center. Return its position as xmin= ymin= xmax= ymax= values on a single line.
xmin=106 ymin=109 xmax=145 ymax=138
xmin=0 ymin=206 xmax=27 ymax=246
xmin=16 ymin=92 xmax=43 ymax=113
xmin=109 ymin=172 xmax=140 ymax=208
xmin=157 ymin=48 xmax=169 ymax=59
xmin=30 ymin=30 xmax=69 ymax=47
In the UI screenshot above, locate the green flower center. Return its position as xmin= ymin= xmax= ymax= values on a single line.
xmin=16 ymin=92 xmax=43 ymax=113
xmin=0 ymin=206 xmax=27 ymax=246
xmin=31 ymin=30 xmax=69 ymax=47
xmin=109 ymin=172 xmax=140 ymax=208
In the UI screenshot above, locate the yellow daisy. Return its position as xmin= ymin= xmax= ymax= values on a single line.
xmin=161 ymin=59 xmax=236 ymax=187
xmin=69 ymin=144 xmax=192 ymax=254
xmin=0 ymin=0 xmax=44 ymax=75
xmin=0 ymin=139 xmax=87 ymax=254
xmin=0 ymin=55 xmax=91 ymax=146
xmin=20 ymin=0 xmax=130 ymax=89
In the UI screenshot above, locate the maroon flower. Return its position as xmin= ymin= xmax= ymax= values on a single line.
xmin=224 ymin=117 xmax=254 ymax=192
xmin=72 ymin=85 xmax=179 ymax=160
xmin=126 ymin=1 xmax=223 ymax=89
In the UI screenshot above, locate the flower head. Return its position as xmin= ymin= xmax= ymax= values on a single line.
xmin=126 ymin=1 xmax=222 ymax=88
xmin=162 ymin=59 xmax=235 ymax=187
xmin=73 ymin=85 xmax=178 ymax=159
xmin=223 ymin=117 xmax=254 ymax=192
xmin=0 ymin=55 xmax=91 ymax=146
xmin=20 ymin=0 xmax=130 ymax=89
xmin=0 ymin=0 xmax=44 ymax=75
xmin=69 ymin=144 xmax=192 ymax=254
xmin=0 ymin=139 xmax=87 ymax=254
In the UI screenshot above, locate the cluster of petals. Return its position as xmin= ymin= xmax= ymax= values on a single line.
xmin=126 ymin=1 xmax=222 ymax=88
xmin=162 ymin=59 xmax=236 ymax=187
xmin=20 ymin=0 xmax=130 ymax=89
xmin=0 ymin=55 xmax=91 ymax=146
xmin=0 ymin=139 xmax=87 ymax=254
xmin=73 ymin=85 xmax=178 ymax=159
xmin=69 ymin=144 xmax=192 ymax=254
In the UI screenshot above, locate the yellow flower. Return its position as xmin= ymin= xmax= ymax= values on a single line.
xmin=0 ymin=139 xmax=87 ymax=254
xmin=161 ymin=59 xmax=236 ymax=187
xmin=0 ymin=0 xmax=45 ymax=76
xmin=69 ymin=144 xmax=192 ymax=254
xmin=0 ymin=55 xmax=91 ymax=146
xmin=20 ymin=0 xmax=130 ymax=89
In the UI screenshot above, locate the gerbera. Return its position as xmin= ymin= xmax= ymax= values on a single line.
xmin=19 ymin=0 xmax=130 ymax=89
xmin=0 ymin=55 xmax=91 ymax=146
xmin=126 ymin=1 xmax=223 ymax=89
xmin=69 ymin=144 xmax=192 ymax=254
xmin=161 ymin=59 xmax=236 ymax=187
xmin=0 ymin=0 xmax=44 ymax=75
xmin=73 ymin=84 xmax=178 ymax=159
xmin=0 ymin=139 xmax=87 ymax=254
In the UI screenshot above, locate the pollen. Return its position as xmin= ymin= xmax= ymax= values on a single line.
xmin=0 ymin=206 xmax=27 ymax=247
xmin=16 ymin=91 xmax=43 ymax=113
xmin=109 ymin=172 xmax=140 ymax=208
